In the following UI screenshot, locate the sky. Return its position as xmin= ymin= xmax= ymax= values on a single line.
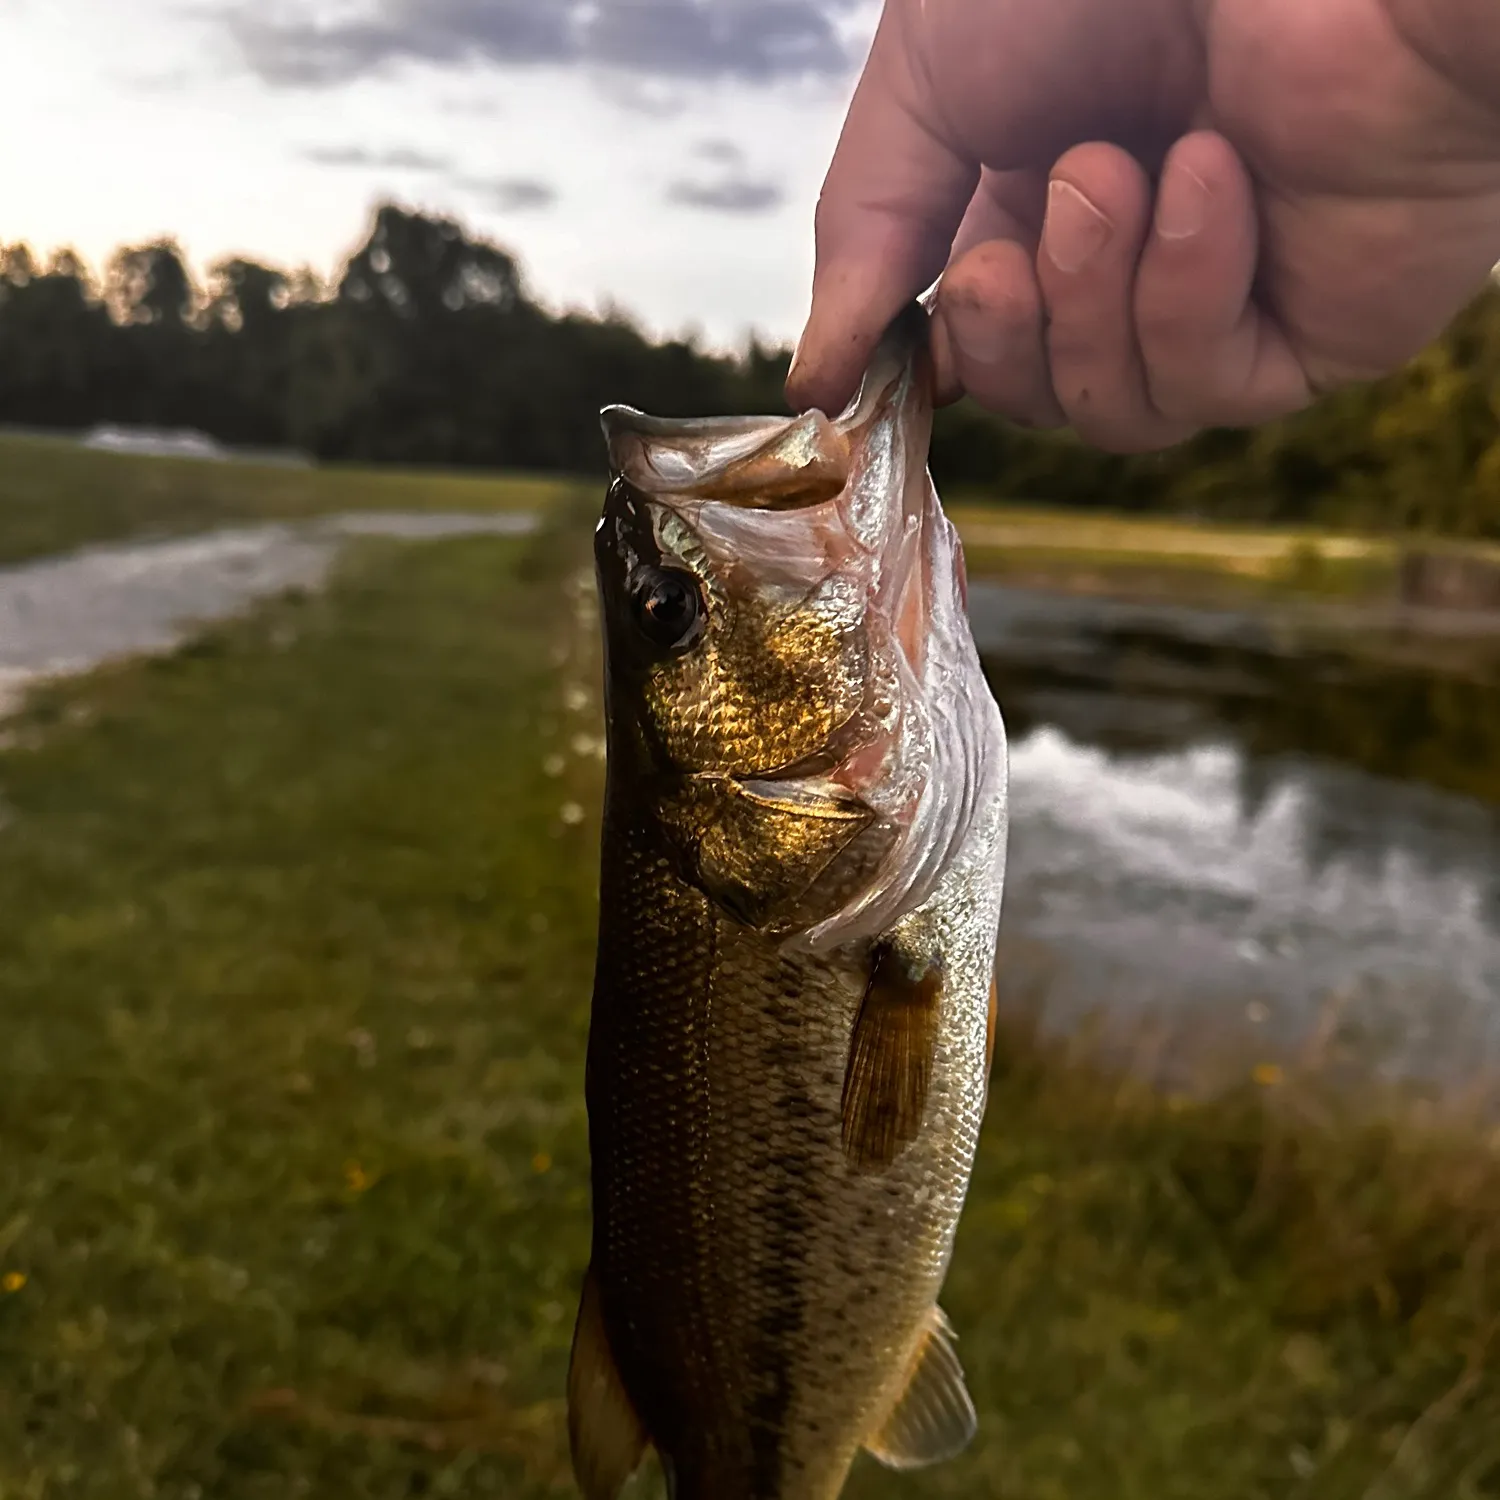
xmin=0 ymin=0 xmax=882 ymax=350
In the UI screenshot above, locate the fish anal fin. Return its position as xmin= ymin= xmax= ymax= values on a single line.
xmin=866 ymin=1308 xmax=978 ymax=1472
xmin=568 ymin=1265 xmax=648 ymax=1500
xmin=841 ymin=942 xmax=941 ymax=1171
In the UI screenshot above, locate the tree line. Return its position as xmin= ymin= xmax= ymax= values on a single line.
xmin=2 ymin=204 xmax=1497 ymax=535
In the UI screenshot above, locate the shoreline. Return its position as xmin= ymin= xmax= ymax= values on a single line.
xmin=965 ymin=557 xmax=1500 ymax=680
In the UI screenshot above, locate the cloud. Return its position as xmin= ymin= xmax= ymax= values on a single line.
xmin=302 ymin=144 xmax=451 ymax=171
xmin=225 ymin=0 xmax=865 ymax=88
xmin=301 ymin=148 xmax=555 ymax=209
xmin=594 ymin=73 xmax=691 ymax=118
xmin=694 ymin=138 xmax=745 ymax=166
xmin=667 ymin=175 xmax=784 ymax=214
xmin=587 ymin=1 xmax=852 ymax=83
xmin=457 ymin=177 xmax=558 ymax=212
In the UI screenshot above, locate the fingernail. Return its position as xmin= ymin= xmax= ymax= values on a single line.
xmin=1156 ymin=164 xmax=1209 ymax=241
xmin=1044 ymin=179 xmax=1113 ymax=274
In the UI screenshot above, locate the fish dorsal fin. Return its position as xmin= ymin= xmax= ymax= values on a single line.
xmin=865 ymin=1308 xmax=978 ymax=1471
xmin=568 ymin=1265 xmax=649 ymax=1500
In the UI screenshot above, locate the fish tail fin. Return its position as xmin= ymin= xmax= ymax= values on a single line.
xmin=568 ymin=1264 xmax=649 ymax=1500
xmin=864 ymin=1306 xmax=978 ymax=1471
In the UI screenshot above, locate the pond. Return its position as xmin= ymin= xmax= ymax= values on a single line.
xmin=972 ymin=584 xmax=1500 ymax=1087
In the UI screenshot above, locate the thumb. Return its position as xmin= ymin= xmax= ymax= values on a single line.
xmin=786 ymin=2 xmax=979 ymax=415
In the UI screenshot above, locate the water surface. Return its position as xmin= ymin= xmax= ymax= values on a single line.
xmin=0 ymin=512 xmax=536 ymax=712
xmin=973 ymin=583 xmax=1500 ymax=1083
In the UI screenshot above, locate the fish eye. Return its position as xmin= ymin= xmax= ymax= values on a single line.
xmin=630 ymin=566 xmax=705 ymax=654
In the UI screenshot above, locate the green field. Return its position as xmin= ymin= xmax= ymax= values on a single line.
xmin=2 ymin=493 xmax=1499 ymax=1498
xmin=0 ymin=432 xmax=585 ymax=566
xmin=942 ymin=501 xmax=1426 ymax=605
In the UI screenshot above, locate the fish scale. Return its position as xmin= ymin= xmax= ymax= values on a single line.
xmin=571 ymin=308 xmax=1009 ymax=1500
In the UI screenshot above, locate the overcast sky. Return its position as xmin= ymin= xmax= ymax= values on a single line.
xmin=0 ymin=0 xmax=881 ymax=349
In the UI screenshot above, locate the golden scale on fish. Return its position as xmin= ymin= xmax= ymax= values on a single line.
xmin=570 ymin=304 xmax=1010 ymax=1500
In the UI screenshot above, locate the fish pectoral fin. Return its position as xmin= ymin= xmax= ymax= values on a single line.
xmin=841 ymin=940 xmax=942 ymax=1171
xmin=568 ymin=1266 xmax=648 ymax=1500
xmin=865 ymin=1308 xmax=978 ymax=1471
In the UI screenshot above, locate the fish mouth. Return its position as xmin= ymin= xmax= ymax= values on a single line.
xmin=601 ymin=307 xmax=998 ymax=952
xmin=601 ymin=302 xmax=940 ymax=690
xmin=601 ymin=303 xmax=930 ymax=516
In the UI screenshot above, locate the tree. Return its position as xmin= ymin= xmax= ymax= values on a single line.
xmin=1 ymin=205 xmax=1497 ymax=539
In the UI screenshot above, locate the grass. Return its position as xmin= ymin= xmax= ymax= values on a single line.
xmin=943 ymin=502 xmax=1402 ymax=563
xmin=893 ymin=1035 xmax=1500 ymax=1500
xmin=0 ymin=512 xmax=601 ymax=1497
xmin=0 ymin=431 xmax=587 ymax=566
xmin=2 ymin=496 xmax=1500 ymax=1498
xmin=943 ymin=501 xmax=1414 ymax=605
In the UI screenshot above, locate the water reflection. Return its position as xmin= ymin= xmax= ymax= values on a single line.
xmin=970 ymin=586 xmax=1500 ymax=806
xmin=970 ymin=583 xmax=1500 ymax=1085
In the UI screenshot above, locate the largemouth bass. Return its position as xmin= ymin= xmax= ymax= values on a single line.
xmin=570 ymin=306 xmax=1009 ymax=1500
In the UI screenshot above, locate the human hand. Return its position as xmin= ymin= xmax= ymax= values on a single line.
xmin=786 ymin=0 xmax=1500 ymax=453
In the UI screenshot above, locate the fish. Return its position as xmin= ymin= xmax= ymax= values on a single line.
xmin=569 ymin=304 xmax=1010 ymax=1500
